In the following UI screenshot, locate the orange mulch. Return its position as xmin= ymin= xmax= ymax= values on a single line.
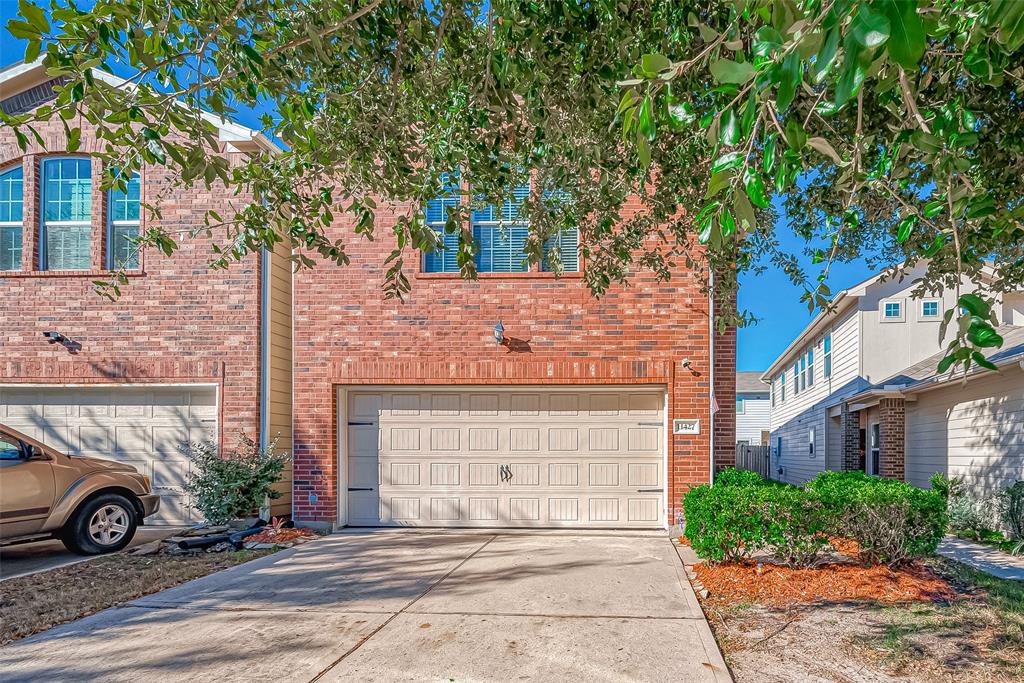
xmin=246 ymin=527 xmax=317 ymax=545
xmin=678 ymin=536 xmax=691 ymax=546
xmin=695 ymin=560 xmax=957 ymax=607
xmin=829 ymin=537 xmax=861 ymax=556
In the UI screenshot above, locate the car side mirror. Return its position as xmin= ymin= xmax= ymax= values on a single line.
xmin=26 ymin=445 xmax=45 ymax=460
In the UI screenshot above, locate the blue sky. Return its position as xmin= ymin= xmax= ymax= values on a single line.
xmin=1 ymin=9 xmax=876 ymax=372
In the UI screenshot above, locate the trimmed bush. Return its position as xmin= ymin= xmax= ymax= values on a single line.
xmin=807 ymin=471 xmax=947 ymax=566
xmin=714 ymin=467 xmax=767 ymax=488
xmin=1004 ymin=481 xmax=1024 ymax=540
xmin=683 ymin=472 xmax=830 ymax=567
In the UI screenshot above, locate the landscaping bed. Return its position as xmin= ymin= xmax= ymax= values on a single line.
xmin=682 ymin=469 xmax=1024 ymax=682
xmin=0 ymin=549 xmax=273 ymax=645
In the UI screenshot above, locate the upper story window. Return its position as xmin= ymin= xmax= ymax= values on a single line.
xmin=921 ymin=300 xmax=940 ymax=319
xmin=882 ymin=299 xmax=904 ymax=321
xmin=736 ymin=397 xmax=746 ymax=414
xmin=423 ymin=175 xmax=580 ymax=274
xmin=780 ymin=371 xmax=786 ymax=402
xmin=41 ymin=157 xmax=92 ymax=271
xmin=792 ymin=362 xmax=799 ymax=394
xmin=806 ymin=349 xmax=814 ymax=388
xmin=0 ymin=165 xmax=23 ymax=271
xmin=799 ymin=355 xmax=807 ymax=391
xmin=107 ymin=174 xmax=141 ymax=269
xmin=823 ymin=333 xmax=832 ymax=378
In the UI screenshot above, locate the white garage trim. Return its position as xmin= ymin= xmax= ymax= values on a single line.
xmin=335 ymin=384 xmax=669 ymax=530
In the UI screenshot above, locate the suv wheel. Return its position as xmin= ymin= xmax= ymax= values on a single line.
xmin=61 ymin=493 xmax=139 ymax=555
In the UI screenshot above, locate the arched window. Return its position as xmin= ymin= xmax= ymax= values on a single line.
xmin=41 ymin=157 xmax=92 ymax=270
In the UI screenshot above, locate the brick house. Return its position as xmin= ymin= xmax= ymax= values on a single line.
xmin=292 ymin=183 xmax=736 ymax=529
xmin=0 ymin=60 xmax=294 ymax=524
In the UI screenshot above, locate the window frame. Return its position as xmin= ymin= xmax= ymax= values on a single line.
xmin=823 ymin=333 xmax=832 ymax=378
xmin=920 ymin=298 xmax=941 ymax=320
xmin=106 ymin=172 xmax=142 ymax=271
xmin=881 ymin=298 xmax=905 ymax=322
xmin=39 ymin=156 xmax=93 ymax=272
xmin=420 ymin=172 xmax=581 ymax=277
xmin=0 ymin=163 xmax=24 ymax=272
xmin=806 ymin=349 xmax=814 ymax=388
xmin=736 ymin=396 xmax=746 ymax=415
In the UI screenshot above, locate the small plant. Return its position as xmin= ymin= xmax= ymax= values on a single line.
xmin=184 ymin=437 xmax=290 ymax=526
xmin=948 ymin=495 xmax=987 ymax=538
xmin=1002 ymin=481 xmax=1024 ymax=541
xmin=929 ymin=472 xmax=964 ymax=501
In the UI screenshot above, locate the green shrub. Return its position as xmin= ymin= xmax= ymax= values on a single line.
xmin=184 ymin=437 xmax=290 ymax=525
xmin=807 ymin=471 xmax=947 ymax=566
xmin=714 ymin=467 xmax=766 ymax=488
xmin=1003 ymin=481 xmax=1024 ymax=540
xmin=929 ymin=472 xmax=964 ymax=500
xmin=683 ymin=474 xmax=830 ymax=567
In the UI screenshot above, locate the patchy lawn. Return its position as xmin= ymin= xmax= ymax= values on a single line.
xmin=698 ymin=556 xmax=1024 ymax=682
xmin=0 ymin=549 xmax=273 ymax=645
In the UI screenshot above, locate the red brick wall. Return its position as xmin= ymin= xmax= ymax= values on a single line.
xmin=293 ymin=203 xmax=735 ymax=526
xmin=0 ymin=107 xmax=262 ymax=444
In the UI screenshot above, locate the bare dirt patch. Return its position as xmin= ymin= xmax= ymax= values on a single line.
xmin=697 ymin=557 xmax=1024 ymax=683
xmin=0 ymin=549 xmax=273 ymax=645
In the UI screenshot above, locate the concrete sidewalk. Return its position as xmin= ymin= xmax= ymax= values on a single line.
xmin=0 ymin=530 xmax=729 ymax=682
xmin=938 ymin=536 xmax=1024 ymax=581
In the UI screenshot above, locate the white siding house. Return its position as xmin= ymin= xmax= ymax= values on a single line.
xmin=735 ymin=372 xmax=770 ymax=445
xmin=762 ymin=263 xmax=1023 ymax=499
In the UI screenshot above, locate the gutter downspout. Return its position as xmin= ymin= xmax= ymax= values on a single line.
xmin=708 ymin=269 xmax=715 ymax=485
xmin=258 ymin=248 xmax=271 ymax=520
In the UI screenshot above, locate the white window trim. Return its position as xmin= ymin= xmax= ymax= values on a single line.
xmin=880 ymin=298 xmax=905 ymax=322
xmin=736 ymin=397 xmax=746 ymax=415
xmin=919 ymin=298 xmax=942 ymax=321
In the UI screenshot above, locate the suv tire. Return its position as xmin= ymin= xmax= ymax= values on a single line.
xmin=60 ymin=493 xmax=139 ymax=555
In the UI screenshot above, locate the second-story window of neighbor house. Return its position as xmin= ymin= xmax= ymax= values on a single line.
xmin=884 ymin=301 xmax=902 ymax=319
xmin=780 ymin=371 xmax=786 ymax=402
xmin=799 ymin=355 xmax=807 ymax=391
xmin=0 ymin=165 xmax=23 ymax=271
xmin=823 ymin=333 xmax=832 ymax=378
xmin=107 ymin=173 xmax=141 ymax=269
xmin=41 ymin=157 xmax=92 ymax=271
xmin=792 ymin=362 xmax=799 ymax=395
xmin=922 ymin=300 xmax=940 ymax=318
xmin=807 ymin=349 xmax=814 ymax=387
xmin=423 ymin=175 xmax=579 ymax=274
xmin=736 ymin=397 xmax=746 ymax=414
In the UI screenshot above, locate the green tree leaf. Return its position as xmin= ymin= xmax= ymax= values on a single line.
xmin=710 ymin=58 xmax=756 ymax=85
xmin=850 ymin=5 xmax=891 ymax=48
xmin=880 ymin=0 xmax=926 ymax=68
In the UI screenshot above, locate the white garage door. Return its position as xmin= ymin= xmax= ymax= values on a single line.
xmin=0 ymin=385 xmax=217 ymax=525
xmin=345 ymin=387 xmax=666 ymax=528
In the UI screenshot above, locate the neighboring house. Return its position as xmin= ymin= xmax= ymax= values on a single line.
xmin=763 ymin=262 xmax=1024 ymax=499
xmin=291 ymin=184 xmax=736 ymax=530
xmin=0 ymin=60 xmax=294 ymax=523
xmin=735 ymin=371 xmax=770 ymax=445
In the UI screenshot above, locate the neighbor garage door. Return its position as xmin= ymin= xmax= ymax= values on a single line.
xmin=345 ymin=387 xmax=665 ymax=528
xmin=0 ymin=385 xmax=217 ymax=525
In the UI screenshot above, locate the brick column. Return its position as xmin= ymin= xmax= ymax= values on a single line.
xmin=878 ymin=397 xmax=906 ymax=480
xmin=840 ymin=404 xmax=863 ymax=471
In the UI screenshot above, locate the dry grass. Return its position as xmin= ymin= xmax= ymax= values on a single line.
xmin=0 ymin=550 xmax=272 ymax=645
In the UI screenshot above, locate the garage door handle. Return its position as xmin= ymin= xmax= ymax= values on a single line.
xmin=348 ymin=487 xmax=374 ymax=492
xmin=635 ymin=488 xmax=664 ymax=493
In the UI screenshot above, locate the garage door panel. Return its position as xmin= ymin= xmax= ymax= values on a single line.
xmin=346 ymin=388 xmax=665 ymax=528
xmin=0 ymin=386 xmax=217 ymax=525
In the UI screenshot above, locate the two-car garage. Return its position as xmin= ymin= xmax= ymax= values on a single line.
xmin=0 ymin=385 xmax=217 ymax=525
xmin=342 ymin=387 xmax=667 ymax=528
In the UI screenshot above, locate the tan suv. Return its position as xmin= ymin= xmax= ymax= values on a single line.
xmin=0 ymin=424 xmax=160 ymax=555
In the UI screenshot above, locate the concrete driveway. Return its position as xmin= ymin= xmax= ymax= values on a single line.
xmin=0 ymin=530 xmax=729 ymax=682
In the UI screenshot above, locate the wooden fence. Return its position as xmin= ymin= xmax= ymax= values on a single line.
xmin=735 ymin=444 xmax=771 ymax=479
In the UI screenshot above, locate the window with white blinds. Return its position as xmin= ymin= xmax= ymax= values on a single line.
xmin=41 ymin=157 xmax=92 ymax=270
xmin=107 ymin=173 xmax=141 ymax=269
xmin=0 ymin=165 xmax=23 ymax=271
xmin=423 ymin=175 xmax=579 ymax=273
xmin=423 ymin=171 xmax=462 ymax=273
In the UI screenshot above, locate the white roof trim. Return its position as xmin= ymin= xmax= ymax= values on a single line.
xmin=1 ymin=58 xmax=278 ymax=153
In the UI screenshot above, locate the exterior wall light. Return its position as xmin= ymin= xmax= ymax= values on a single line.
xmin=494 ymin=321 xmax=505 ymax=346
